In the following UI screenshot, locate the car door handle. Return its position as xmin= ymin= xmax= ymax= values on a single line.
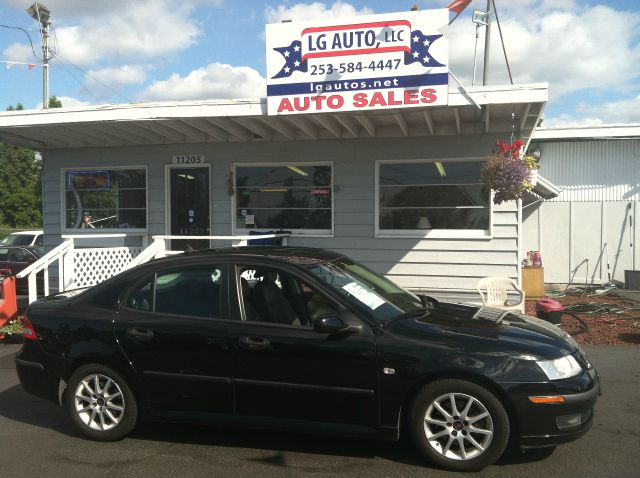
xmin=126 ymin=327 xmax=154 ymax=341
xmin=239 ymin=336 xmax=270 ymax=350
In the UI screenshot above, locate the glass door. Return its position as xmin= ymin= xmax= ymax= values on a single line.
xmin=168 ymin=167 xmax=210 ymax=251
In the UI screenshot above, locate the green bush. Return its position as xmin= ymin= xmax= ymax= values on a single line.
xmin=0 ymin=319 xmax=23 ymax=335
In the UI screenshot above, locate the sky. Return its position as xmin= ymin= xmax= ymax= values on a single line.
xmin=0 ymin=0 xmax=639 ymax=127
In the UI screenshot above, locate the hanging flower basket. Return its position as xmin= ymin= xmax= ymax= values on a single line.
xmin=481 ymin=139 xmax=540 ymax=205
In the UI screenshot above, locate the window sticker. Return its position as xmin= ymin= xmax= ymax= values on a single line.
xmin=342 ymin=282 xmax=386 ymax=310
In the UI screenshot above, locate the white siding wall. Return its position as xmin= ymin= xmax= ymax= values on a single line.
xmin=42 ymin=135 xmax=519 ymax=297
xmin=523 ymin=139 xmax=640 ymax=284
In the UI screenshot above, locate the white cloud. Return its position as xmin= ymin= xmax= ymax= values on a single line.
xmin=265 ymin=1 xmax=374 ymax=23
xmin=545 ymin=95 xmax=640 ymax=127
xmin=541 ymin=115 xmax=605 ymax=128
xmin=85 ymin=65 xmax=148 ymax=86
xmin=580 ymin=95 xmax=640 ymax=123
xmin=448 ymin=4 xmax=640 ymax=99
xmin=2 ymin=0 xmax=210 ymax=65
xmin=2 ymin=43 xmax=34 ymax=63
xmin=1 ymin=0 xmax=222 ymax=19
xmin=141 ymin=62 xmax=266 ymax=101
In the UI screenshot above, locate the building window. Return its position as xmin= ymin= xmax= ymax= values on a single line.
xmin=64 ymin=168 xmax=147 ymax=230
xmin=234 ymin=163 xmax=333 ymax=235
xmin=377 ymin=160 xmax=491 ymax=237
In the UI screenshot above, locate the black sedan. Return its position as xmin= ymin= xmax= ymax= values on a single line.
xmin=15 ymin=247 xmax=599 ymax=472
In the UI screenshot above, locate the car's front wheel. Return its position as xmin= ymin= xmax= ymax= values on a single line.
xmin=65 ymin=364 xmax=138 ymax=441
xmin=410 ymin=379 xmax=510 ymax=472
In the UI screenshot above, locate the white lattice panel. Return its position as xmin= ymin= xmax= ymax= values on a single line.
xmin=73 ymin=247 xmax=143 ymax=288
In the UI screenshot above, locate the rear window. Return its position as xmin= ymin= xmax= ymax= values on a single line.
xmin=0 ymin=247 xmax=33 ymax=262
xmin=1 ymin=234 xmax=34 ymax=246
xmin=126 ymin=266 xmax=224 ymax=319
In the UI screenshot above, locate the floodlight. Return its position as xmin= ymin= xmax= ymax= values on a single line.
xmin=472 ymin=9 xmax=489 ymax=26
xmin=26 ymin=2 xmax=50 ymax=24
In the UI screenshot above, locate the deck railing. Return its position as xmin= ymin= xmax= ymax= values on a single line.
xmin=16 ymin=233 xmax=290 ymax=305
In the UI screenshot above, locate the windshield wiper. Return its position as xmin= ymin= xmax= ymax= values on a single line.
xmin=383 ymin=295 xmax=439 ymax=327
xmin=384 ymin=307 xmax=431 ymax=327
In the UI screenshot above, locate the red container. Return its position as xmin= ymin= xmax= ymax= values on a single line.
xmin=536 ymin=298 xmax=563 ymax=325
xmin=0 ymin=269 xmax=18 ymax=328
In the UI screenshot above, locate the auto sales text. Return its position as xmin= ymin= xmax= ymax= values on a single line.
xmin=277 ymin=88 xmax=438 ymax=113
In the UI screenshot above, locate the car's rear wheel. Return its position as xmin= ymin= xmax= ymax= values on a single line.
xmin=65 ymin=364 xmax=137 ymax=441
xmin=410 ymin=379 xmax=510 ymax=472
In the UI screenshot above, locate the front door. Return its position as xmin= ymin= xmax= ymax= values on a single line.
xmin=230 ymin=262 xmax=379 ymax=427
xmin=168 ymin=166 xmax=210 ymax=251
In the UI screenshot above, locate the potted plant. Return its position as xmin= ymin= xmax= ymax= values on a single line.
xmin=481 ymin=139 xmax=539 ymax=204
xmin=0 ymin=319 xmax=23 ymax=343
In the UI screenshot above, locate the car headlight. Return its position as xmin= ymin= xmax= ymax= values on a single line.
xmin=536 ymin=355 xmax=582 ymax=380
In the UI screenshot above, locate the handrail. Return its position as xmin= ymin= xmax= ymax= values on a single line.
xmin=151 ymin=234 xmax=290 ymax=240
xmin=16 ymin=240 xmax=72 ymax=279
xmin=16 ymin=238 xmax=75 ymax=304
xmin=123 ymin=238 xmax=165 ymax=271
xmin=17 ymin=232 xmax=292 ymax=305
xmin=61 ymin=233 xmax=135 ymax=239
xmin=125 ymin=233 xmax=291 ymax=270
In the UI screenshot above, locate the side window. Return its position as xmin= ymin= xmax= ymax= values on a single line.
xmin=154 ymin=267 xmax=223 ymax=318
xmin=128 ymin=278 xmax=153 ymax=312
xmin=238 ymin=266 xmax=338 ymax=327
xmin=35 ymin=234 xmax=44 ymax=247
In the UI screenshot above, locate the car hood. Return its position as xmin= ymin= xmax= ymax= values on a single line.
xmin=36 ymin=287 xmax=90 ymax=303
xmin=386 ymin=301 xmax=579 ymax=360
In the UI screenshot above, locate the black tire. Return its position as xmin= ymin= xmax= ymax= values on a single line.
xmin=410 ymin=379 xmax=510 ymax=472
xmin=65 ymin=364 xmax=138 ymax=441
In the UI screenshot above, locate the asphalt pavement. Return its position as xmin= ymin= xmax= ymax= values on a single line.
xmin=0 ymin=343 xmax=638 ymax=478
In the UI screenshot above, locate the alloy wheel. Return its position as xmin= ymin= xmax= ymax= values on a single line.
xmin=423 ymin=392 xmax=494 ymax=461
xmin=74 ymin=373 xmax=125 ymax=431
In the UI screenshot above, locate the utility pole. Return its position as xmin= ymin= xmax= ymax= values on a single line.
xmin=482 ymin=0 xmax=493 ymax=86
xmin=42 ymin=20 xmax=49 ymax=108
xmin=26 ymin=2 xmax=52 ymax=109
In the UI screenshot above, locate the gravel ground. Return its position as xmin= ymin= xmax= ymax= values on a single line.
xmin=524 ymin=290 xmax=640 ymax=346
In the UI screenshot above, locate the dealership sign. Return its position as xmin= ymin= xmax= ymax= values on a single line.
xmin=265 ymin=9 xmax=449 ymax=115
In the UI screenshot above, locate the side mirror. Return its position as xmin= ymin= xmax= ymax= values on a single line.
xmin=313 ymin=314 xmax=349 ymax=334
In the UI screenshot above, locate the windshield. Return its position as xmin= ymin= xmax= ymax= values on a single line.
xmin=302 ymin=257 xmax=424 ymax=324
xmin=1 ymin=234 xmax=34 ymax=246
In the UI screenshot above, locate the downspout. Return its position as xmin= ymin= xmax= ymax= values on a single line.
xmin=517 ymin=198 xmax=522 ymax=288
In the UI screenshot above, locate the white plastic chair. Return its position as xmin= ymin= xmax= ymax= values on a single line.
xmin=476 ymin=277 xmax=525 ymax=313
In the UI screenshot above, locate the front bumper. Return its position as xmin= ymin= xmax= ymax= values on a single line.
xmin=504 ymin=369 xmax=600 ymax=449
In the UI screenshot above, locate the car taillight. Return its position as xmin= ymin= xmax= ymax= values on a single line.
xmin=21 ymin=314 xmax=37 ymax=340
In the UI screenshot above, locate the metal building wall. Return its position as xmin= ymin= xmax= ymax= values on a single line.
xmin=541 ymin=140 xmax=640 ymax=202
xmin=523 ymin=139 xmax=639 ymax=284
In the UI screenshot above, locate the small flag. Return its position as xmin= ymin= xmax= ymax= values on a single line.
xmin=5 ymin=61 xmax=16 ymax=70
xmin=448 ymin=0 xmax=472 ymax=15
xmin=271 ymin=40 xmax=307 ymax=79
xmin=28 ymin=64 xmax=36 ymax=70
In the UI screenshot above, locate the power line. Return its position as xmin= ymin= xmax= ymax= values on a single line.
xmin=55 ymin=60 xmax=101 ymax=103
xmin=492 ymin=0 xmax=513 ymax=85
xmin=55 ymin=55 xmax=132 ymax=103
xmin=0 ymin=23 xmax=42 ymax=61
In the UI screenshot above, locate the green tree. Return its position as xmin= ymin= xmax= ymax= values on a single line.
xmin=0 ymin=143 xmax=42 ymax=228
xmin=48 ymin=96 xmax=62 ymax=108
xmin=0 ymin=96 xmax=62 ymax=229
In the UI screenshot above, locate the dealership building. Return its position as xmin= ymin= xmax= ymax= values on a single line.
xmin=0 ymin=9 xmax=564 ymax=301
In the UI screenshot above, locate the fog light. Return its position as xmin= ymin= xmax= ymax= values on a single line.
xmin=556 ymin=413 xmax=582 ymax=430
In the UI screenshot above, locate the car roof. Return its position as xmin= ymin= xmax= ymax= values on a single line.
xmin=148 ymin=246 xmax=345 ymax=267
xmin=9 ymin=230 xmax=42 ymax=235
